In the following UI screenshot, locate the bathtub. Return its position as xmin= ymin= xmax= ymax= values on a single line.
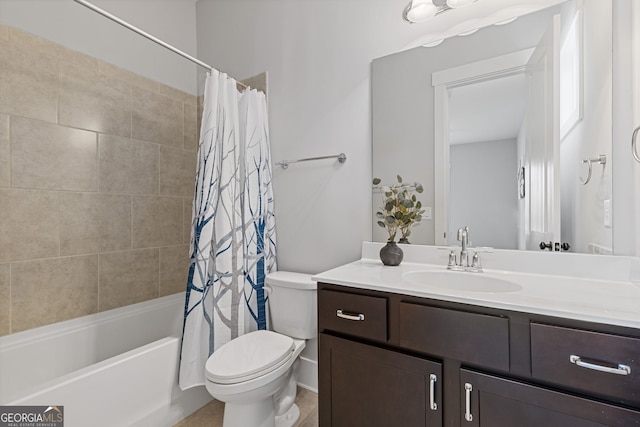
xmin=0 ymin=293 xmax=212 ymax=427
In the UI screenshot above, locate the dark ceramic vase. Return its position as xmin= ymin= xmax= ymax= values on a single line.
xmin=380 ymin=241 xmax=403 ymax=266
xmin=399 ymin=237 xmax=410 ymax=244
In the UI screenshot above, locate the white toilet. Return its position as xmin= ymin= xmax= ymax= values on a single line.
xmin=204 ymin=271 xmax=317 ymax=427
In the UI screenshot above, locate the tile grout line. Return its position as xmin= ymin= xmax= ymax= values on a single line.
xmin=8 ymin=263 xmax=12 ymax=335
xmin=97 ymin=249 xmax=101 ymax=312
xmin=2 ymin=114 xmax=8 ymax=337
xmin=7 ymin=114 xmax=11 ymax=189
xmin=158 ymin=246 xmax=161 ymax=298
xmin=2 ymin=115 xmax=13 ymax=348
xmin=97 ymin=131 xmax=101 ymax=313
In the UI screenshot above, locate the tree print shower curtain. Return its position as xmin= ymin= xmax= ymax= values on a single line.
xmin=240 ymin=89 xmax=277 ymax=333
xmin=179 ymin=70 xmax=276 ymax=390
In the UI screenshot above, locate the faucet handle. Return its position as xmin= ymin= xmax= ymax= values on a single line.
xmin=448 ymin=250 xmax=456 ymax=267
xmin=471 ymin=251 xmax=482 ymax=268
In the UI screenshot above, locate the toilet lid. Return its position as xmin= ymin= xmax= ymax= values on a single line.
xmin=266 ymin=271 xmax=316 ymax=290
xmin=205 ymin=330 xmax=295 ymax=384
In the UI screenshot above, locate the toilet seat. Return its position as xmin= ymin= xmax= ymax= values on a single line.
xmin=205 ymin=330 xmax=295 ymax=385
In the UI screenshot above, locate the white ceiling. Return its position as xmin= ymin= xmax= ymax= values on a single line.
xmin=448 ymin=73 xmax=526 ymax=145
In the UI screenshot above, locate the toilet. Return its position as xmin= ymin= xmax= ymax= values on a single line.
xmin=204 ymin=271 xmax=317 ymax=427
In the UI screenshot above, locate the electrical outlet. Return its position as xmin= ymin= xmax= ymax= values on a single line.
xmin=424 ymin=207 xmax=432 ymax=220
xmin=604 ymin=199 xmax=611 ymax=228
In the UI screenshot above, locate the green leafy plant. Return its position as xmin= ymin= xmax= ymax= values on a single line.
xmin=373 ymin=175 xmax=425 ymax=242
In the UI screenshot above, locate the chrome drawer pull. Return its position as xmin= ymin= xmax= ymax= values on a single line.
xmin=464 ymin=383 xmax=473 ymax=422
xmin=336 ymin=309 xmax=365 ymax=321
xmin=429 ymin=374 xmax=438 ymax=410
xmin=569 ymin=355 xmax=631 ymax=376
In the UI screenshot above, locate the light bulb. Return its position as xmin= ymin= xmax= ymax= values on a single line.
xmin=446 ymin=0 xmax=476 ymax=9
xmin=406 ymin=0 xmax=437 ymax=23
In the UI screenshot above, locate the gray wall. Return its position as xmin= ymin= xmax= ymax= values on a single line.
xmin=449 ymin=139 xmax=518 ymax=249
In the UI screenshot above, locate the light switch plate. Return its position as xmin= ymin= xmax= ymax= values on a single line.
xmin=424 ymin=207 xmax=432 ymax=220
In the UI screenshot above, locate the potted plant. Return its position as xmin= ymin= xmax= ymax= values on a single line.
xmin=373 ymin=175 xmax=425 ymax=265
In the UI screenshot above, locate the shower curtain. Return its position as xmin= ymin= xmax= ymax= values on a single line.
xmin=240 ymin=88 xmax=277 ymax=333
xmin=179 ymin=70 xmax=276 ymax=390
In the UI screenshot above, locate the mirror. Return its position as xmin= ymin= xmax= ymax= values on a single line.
xmin=372 ymin=0 xmax=612 ymax=254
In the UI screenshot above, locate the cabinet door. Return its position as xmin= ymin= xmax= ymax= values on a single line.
xmin=319 ymin=333 xmax=442 ymax=427
xmin=460 ymin=369 xmax=640 ymax=427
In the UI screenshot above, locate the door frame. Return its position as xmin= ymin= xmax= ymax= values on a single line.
xmin=432 ymin=49 xmax=534 ymax=245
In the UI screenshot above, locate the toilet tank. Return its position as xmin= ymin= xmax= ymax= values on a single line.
xmin=266 ymin=271 xmax=317 ymax=339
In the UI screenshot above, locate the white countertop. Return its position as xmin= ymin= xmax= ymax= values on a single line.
xmin=312 ymin=243 xmax=640 ymax=329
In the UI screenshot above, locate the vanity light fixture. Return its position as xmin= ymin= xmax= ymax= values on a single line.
xmin=458 ymin=28 xmax=479 ymax=36
xmin=403 ymin=0 xmax=478 ymax=24
xmin=494 ymin=16 xmax=518 ymax=25
xmin=446 ymin=0 xmax=476 ymax=8
xmin=403 ymin=0 xmax=437 ymax=23
xmin=422 ymin=39 xmax=445 ymax=47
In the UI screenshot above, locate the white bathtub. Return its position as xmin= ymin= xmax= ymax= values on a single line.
xmin=0 ymin=293 xmax=212 ymax=427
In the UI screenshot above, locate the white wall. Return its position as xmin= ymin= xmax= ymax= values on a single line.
xmin=449 ymin=139 xmax=518 ymax=249
xmin=195 ymin=0 xmax=427 ymax=274
xmin=0 ymin=0 xmax=198 ymax=94
xmin=632 ymin=2 xmax=640 ymax=256
xmin=613 ymin=0 xmax=638 ymax=256
xmin=559 ymin=0 xmax=613 ymax=254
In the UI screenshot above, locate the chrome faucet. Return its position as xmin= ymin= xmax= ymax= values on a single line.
xmin=448 ymin=226 xmax=483 ymax=273
xmin=457 ymin=226 xmax=469 ymax=267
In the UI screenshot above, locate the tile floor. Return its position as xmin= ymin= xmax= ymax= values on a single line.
xmin=173 ymin=387 xmax=318 ymax=427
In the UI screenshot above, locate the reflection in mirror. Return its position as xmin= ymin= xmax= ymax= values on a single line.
xmin=371 ymin=0 xmax=612 ymax=254
xmin=448 ymin=74 xmax=525 ymax=250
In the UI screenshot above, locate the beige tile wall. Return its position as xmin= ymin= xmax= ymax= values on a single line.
xmin=0 ymin=24 xmax=198 ymax=335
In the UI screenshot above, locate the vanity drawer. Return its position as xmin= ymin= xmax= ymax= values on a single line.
xmin=399 ymin=302 xmax=510 ymax=371
xmin=318 ymin=289 xmax=387 ymax=342
xmin=531 ymin=323 xmax=640 ymax=406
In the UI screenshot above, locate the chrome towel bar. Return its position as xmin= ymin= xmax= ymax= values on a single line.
xmin=275 ymin=153 xmax=347 ymax=169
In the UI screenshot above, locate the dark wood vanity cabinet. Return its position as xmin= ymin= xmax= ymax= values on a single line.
xmin=318 ymin=282 xmax=640 ymax=427
xmin=461 ymin=369 xmax=640 ymax=426
xmin=318 ymin=287 xmax=442 ymax=426
xmin=320 ymin=334 xmax=443 ymax=427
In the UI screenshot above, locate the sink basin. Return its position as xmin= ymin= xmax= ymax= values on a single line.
xmin=402 ymin=270 xmax=522 ymax=293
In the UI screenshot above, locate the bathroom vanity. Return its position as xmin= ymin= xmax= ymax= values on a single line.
xmin=314 ymin=243 xmax=640 ymax=427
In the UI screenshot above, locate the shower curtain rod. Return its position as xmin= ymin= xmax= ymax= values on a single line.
xmin=72 ymin=0 xmax=247 ymax=88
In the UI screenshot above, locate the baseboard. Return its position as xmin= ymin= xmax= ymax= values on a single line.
xmin=133 ymin=386 xmax=213 ymax=427
xmin=297 ymin=356 xmax=318 ymax=393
